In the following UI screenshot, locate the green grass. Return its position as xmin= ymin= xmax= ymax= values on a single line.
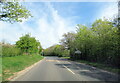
xmin=60 ymin=56 xmax=70 ymax=59
xmin=2 ymin=54 xmax=44 ymax=81
xmin=75 ymin=60 xmax=120 ymax=74
xmin=0 ymin=57 xmax=2 ymax=82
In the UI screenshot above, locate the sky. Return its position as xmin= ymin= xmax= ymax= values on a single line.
xmin=0 ymin=0 xmax=118 ymax=49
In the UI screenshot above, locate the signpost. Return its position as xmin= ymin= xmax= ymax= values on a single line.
xmin=74 ymin=48 xmax=81 ymax=60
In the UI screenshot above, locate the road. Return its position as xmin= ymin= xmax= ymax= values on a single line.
xmin=15 ymin=56 xmax=119 ymax=81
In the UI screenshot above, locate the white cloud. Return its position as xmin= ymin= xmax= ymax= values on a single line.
xmin=0 ymin=19 xmax=35 ymax=44
xmin=34 ymin=3 xmax=75 ymax=48
xmin=0 ymin=22 xmax=21 ymax=44
xmin=0 ymin=2 xmax=76 ymax=49
xmin=1 ymin=2 xmax=118 ymax=48
xmin=98 ymin=2 xmax=118 ymax=19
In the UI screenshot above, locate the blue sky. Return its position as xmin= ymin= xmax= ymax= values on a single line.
xmin=0 ymin=1 xmax=117 ymax=48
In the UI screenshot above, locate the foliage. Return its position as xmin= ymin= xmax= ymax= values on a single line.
xmin=0 ymin=57 xmax=2 ymax=82
xmin=0 ymin=1 xmax=32 ymax=23
xmin=60 ymin=32 xmax=76 ymax=49
xmin=16 ymin=34 xmax=41 ymax=54
xmin=38 ymin=45 xmax=43 ymax=54
xmin=60 ymin=32 xmax=76 ymax=57
xmin=44 ymin=44 xmax=67 ymax=57
xmin=44 ymin=46 xmax=55 ymax=56
xmin=60 ymin=18 xmax=120 ymax=67
xmin=1 ymin=43 xmax=21 ymax=57
xmin=62 ymin=49 xmax=70 ymax=57
xmin=44 ymin=18 xmax=119 ymax=67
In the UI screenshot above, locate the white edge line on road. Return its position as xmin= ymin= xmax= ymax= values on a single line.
xmin=56 ymin=60 xmax=75 ymax=75
xmin=63 ymin=65 xmax=75 ymax=75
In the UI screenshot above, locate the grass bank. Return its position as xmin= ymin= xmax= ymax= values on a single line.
xmin=61 ymin=56 xmax=120 ymax=74
xmin=2 ymin=54 xmax=43 ymax=81
xmin=60 ymin=56 xmax=70 ymax=59
xmin=0 ymin=57 xmax=2 ymax=82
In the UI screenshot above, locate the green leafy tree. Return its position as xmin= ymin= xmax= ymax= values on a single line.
xmin=0 ymin=1 xmax=32 ymax=23
xmin=91 ymin=19 xmax=118 ymax=62
xmin=16 ymin=34 xmax=41 ymax=54
xmin=60 ymin=32 xmax=76 ymax=58
xmin=59 ymin=18 xmax=119 ymax=67
xmin=74 ymin=18 xmax=119 ymax=66
xmin=44 ymin=44 xmax=65 ymax=57
xmin=54 ymin=45 xmax=64 ymax=57
xmin=75 ymin=24 xmax=94 ymax=60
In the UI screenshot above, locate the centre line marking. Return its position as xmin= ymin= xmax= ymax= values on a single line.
xmin=63 ymin=65 xmax=75 ymax=75
xmin=56 ymin=60 xmax=75 ymax=74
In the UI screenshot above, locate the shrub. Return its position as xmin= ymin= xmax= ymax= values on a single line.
xmin=1 ymin=44 xmax=21 ymax=57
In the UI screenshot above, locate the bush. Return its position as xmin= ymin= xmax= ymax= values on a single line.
xmin=1 ymin=44 xmax=21 ymax=57
xmin=44 ymin=44 xmax=66 ymax=57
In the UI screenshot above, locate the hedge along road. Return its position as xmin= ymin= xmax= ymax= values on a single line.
xmin=13 ymin=56 xmax=119 ymax=81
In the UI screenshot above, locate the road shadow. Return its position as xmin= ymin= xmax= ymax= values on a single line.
xmin=55 ymin=60 xmax=120 ymax=81
xmin=79 ymin=70 xmax=119 ymax=81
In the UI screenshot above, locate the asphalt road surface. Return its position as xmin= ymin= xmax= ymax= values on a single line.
xmin=15 ymin=56 xmax=119 ymax=81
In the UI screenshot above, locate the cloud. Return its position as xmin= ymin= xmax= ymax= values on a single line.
xmin=98 ymin=2 xmax=118 ymax=19
xmin=0 ymin=22 xmax=21 ymax=43
xmin=34 ymin=3 xmax=75 ymax=48
xmin=1 ymin=2 xmax=118 ymax=48
xmin=0 ymin=2 xmax=76 ymax=49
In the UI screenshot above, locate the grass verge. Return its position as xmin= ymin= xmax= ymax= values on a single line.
xmin=0 ymin=57 xmax=2 ymax=82
xmin=2 ymin=54 xmax=44 ymax=81
xmin=60 ymin=56 xmax=70 ymax=59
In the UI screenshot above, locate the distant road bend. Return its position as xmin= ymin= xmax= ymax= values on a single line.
xmin=15 ymin=56 xmax=119 ymax=81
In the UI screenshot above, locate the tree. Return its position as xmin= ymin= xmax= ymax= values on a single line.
xmin=16 ymin=34 xmax=41 ymax=54
xmin=44 ymin=44 xmax=65 ymax=57
xmin=54 ymin=44 xmax=64 ymax=57
xmin=60 ymin=18 xmax=119 ymax=67
xmin=60 ymin=32 xmax=76 ymax=58
xmin=0 ymin=1 xmax=32 ymax=23
xmin=75 ymin=24 xmax=94 ymax=60
xmin=91 ymin=19 xmax=117 ymax=62
xmin=74 ymin=18 xmax=119 ymax=66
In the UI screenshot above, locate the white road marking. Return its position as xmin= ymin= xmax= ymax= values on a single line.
xmin=63 ymin=65 xmax=75 ymax=75
xmin=56 ymin=60 xmax=75 ymax=75
xmin=67 ymin=62 xmax=71 ymax=64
